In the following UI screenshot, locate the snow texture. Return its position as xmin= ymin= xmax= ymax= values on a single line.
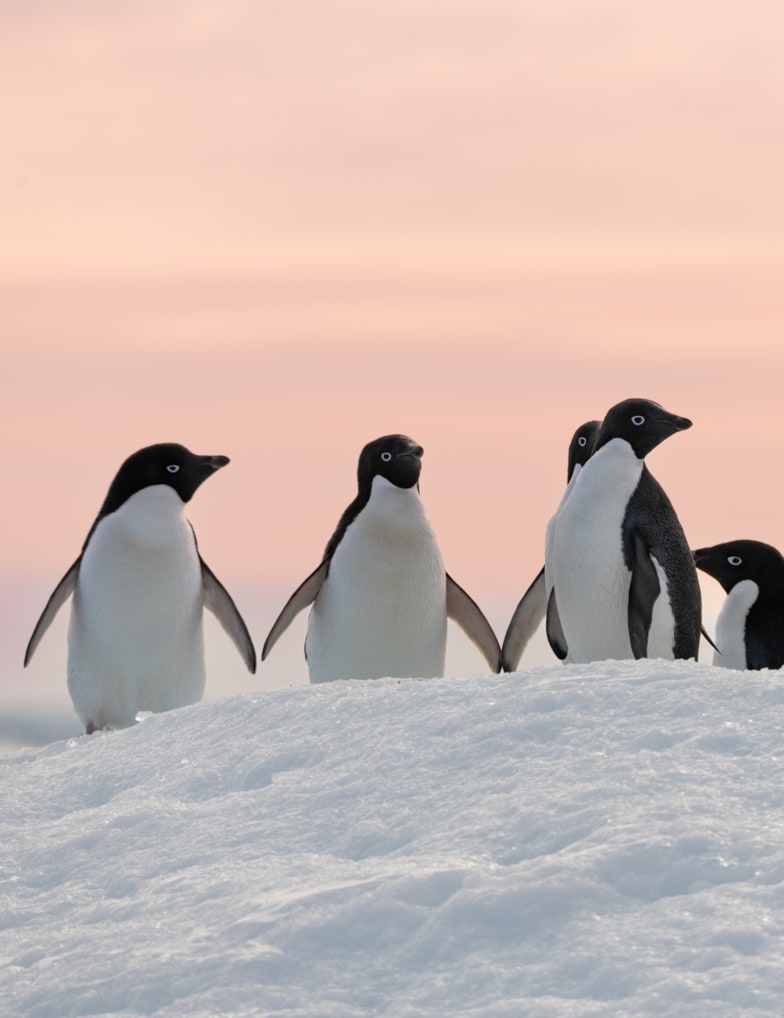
xmin=3 ymin=660 xmax=784 ymax=1017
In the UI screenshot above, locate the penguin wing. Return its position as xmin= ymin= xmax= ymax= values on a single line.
xmin=545 ymin=587 xmax=568 ymax=660
xmin=627 ymin=531 xmax=661 ymax=659
xmin=24 ymin=557 xmax=81 ymax=666
xmin=201 ymin=558 xmax=257 ymax=674
xmin=501 ymin=567 xmax=546 ymax=672
xmin=700 ymin=624 xmax=721 ymax=656
xmin=446 ymin=574 xmax=502 ymax=673
xmin=261 ymin=560 xmax=329 ymax=662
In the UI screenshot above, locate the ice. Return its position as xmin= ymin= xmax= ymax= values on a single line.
xmin=3 ymin=660 xmax=784 ymax=1016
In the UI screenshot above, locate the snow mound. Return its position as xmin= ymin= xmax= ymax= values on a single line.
xmin=3 ymin=660 xmax=784 ymax=1017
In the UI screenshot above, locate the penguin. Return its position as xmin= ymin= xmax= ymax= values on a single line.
xmin=502 ymin=419 xmax=600 ymax=671
xmin=262 ymin=434 xmax=501 ymax=682
xmin=24 ymin=443 xmax=256 ymax=732
xmin=694 ymin=540 xmax=784 ymax=670
xmin=547 ymin=398 xmax=701 ymax=664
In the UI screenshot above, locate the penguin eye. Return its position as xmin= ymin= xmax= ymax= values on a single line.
xmin=728 ymin=555 xmax=742 ymax=566
xmin=380 ymin=452 xmax=392 ymax=463
xmin=166 ymin=464 xmax=180 ymax=474
xmin=631 ymin=415 xmax=645 ymax=426
xmin=577 ymin=436 xmax=587 ymax=447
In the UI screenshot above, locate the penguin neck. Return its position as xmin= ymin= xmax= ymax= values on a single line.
xmin=716 ymin=579 xmax=759 ymax=668
xmin=572 ymin=438 xmax=644 ymax=502
xmin=92 ymin=485 xmax=189 ymax=550
xmin=333 ymin=473 xmax=440 ymax=572
xmin=364 ymin=474 xmax=426 ymax=526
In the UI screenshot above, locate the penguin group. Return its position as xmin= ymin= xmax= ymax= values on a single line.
xmin=23 ymin=397 xmax=784 ymax=734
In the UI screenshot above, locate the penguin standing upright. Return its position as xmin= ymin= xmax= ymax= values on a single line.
xmin=24 ymin=443 xmax=256 ymax=732
xmin=502 ymin=419 xmax=600 ymax=670
xmin=547 ymin=398 xmax=701 ymax=664
xmin=262 ymin=434 xmax=501 ymax=682
xmin=694 ymin=540 xmax=784 ymax=670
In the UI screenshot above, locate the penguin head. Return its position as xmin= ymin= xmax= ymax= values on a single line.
xmin=595 ymin=398 xmax=692 ymax=459
xmin=358 ymin=435 xmax=424 ymax=492
xmin=99 ymin=443 xmax=230 ymax=515
xmin=566 ymin=420 xmax=601 ymax=481
xmin=694 ymin=540 xmax=784 ymax=593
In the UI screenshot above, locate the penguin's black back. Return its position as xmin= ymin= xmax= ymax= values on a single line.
xmin=622 ymin=467 xmax=701 ymax=659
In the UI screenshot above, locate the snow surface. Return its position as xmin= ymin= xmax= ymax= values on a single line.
xmin=3 ymin=660 xmax=784 ymax=1017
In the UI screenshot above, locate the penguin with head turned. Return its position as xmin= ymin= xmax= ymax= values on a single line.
xmin=24 ymin=443 xmax=256 ymax=733
xmin=502 ymin=419 xmax=600 ymax=671
xmin=262 ymin=434 xmax=501 ymax=682
xmin=547 ymin=398 xmax=701 ymax=664
xmin=694 ymin=540 xmax=784 ymax=670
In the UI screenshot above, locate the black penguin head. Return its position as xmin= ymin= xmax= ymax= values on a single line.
xmin=595 ymin=398 xmax=692 ymax=459
xmin=566 ymin=420 xmax=601 ymax=481
xmin=358 ymin=434 xmax=424 ymax=492
xmin=694 ymin=540 xmax=784 ymax=594
xmin=321 ymin=434 xmax=425 ymax=563
xmin=98 ymin=443 xmax=229 ymax=516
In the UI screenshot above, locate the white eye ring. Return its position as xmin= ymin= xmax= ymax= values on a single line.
xmin=631 ymin=415 xmax=645 ymax=426
xmin=166 ymin=464 xmax=180 ymax=473
xmin=577 ymin=436 xmax=587 ymax=447
xmin=728 ymin=555 xmax=742 ymax=566
xmin=380 ymin=451 xmax=392 ymax=462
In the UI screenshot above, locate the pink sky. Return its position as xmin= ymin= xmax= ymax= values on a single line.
xmin=3 ymin=2 xmax=784 ymax=713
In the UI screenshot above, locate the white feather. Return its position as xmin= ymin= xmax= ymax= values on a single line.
xmin=713 ymin=579 xmax=759 ymax=669
xmin=544 ymin=460 xmax=584 ymax=599
xmin=550 ymin=439 xmax=643 ymax=663
xmin=68 ymin=486 xmax=206 ymax=730
xmin=307 ymin=476 xmax=446 ymax=682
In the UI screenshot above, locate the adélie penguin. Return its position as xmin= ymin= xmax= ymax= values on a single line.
xmin=547 ymin=398 xmax=701 ymax=664
xmin=262 ymin=434 xmax=501 ymax=682
xmin=694 ymin=540 xmax=784 ymax=670
xmin=24 ymin=443 xmax=256 ymax=732
xmin=502 ymin=419 xmax=600 ymax=671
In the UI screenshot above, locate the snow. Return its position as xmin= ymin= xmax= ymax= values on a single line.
xmin=3 ymin=660 xmax=784 ymax=1017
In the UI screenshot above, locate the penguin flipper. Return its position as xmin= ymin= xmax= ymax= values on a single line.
xmin=201 ymin=558 xmax=257 ymax=674
xmin=545 ymin=587 xmax=568 ymax=660
xmin=446 ymin=573 xmax=502 ymax=673
xmin=501 ymin=567 xmax=546 ymax=672
xmin=628 ymin=532 xmax=661 ymax=659
xmin=261 ymin=560 xmax=329 ymax=662
xmin=24 ymin=558 xmax=81 ymax=666
xmin=700 ymin=624 xmax=721 ymax=656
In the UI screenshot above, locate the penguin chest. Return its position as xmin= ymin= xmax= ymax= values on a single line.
xmin=544 ymin=466 xmax=582 ymax=597
xmin=68 ymin=488 xmax=206 ymax=727
xmin=714 ymin=580 xmax=759 ymax=669
xmin=550 ymin=442 xmax=642 ymax=663
xmin=308 ymin=485 xmax=447 ymax=681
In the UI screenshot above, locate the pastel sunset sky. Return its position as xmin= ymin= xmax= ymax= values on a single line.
xmin=3 ymin=2 xmax=783 ymax=720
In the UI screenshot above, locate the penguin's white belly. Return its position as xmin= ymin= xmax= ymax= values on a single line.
xmin=67 ymin=489 xmax=206 ymax=729
xmin=307 ymin=483 xmax=446 ymax=682
xmin=544 ymin=465 xmax=581 ymax=598
xmin=646 ymin=557 xmax=677 ymax=659
xmin=551 ymin=441 xmax=675 ymax=663
xmin=714 ymin=580 xmax=759 ymax=669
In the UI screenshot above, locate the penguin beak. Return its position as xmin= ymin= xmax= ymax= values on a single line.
xmin=399 ymin=445 xmax=424 ymax=460
xmin=666 ymin=415 xmax=692 ymax=432
xmin=198 ymin=455 xmax=230 ymax=480
xmin=692 ymin=548 xmax=718 ymax=577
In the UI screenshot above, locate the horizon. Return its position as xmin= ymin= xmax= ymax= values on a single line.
xmin=2 ymin=2 xmax=783 ymax=733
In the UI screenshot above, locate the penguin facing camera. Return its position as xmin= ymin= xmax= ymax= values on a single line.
xmin=262 ymin=434 xmax=501 ymax=682
xmin=502 ymin=419 xmax=600 ymax=671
